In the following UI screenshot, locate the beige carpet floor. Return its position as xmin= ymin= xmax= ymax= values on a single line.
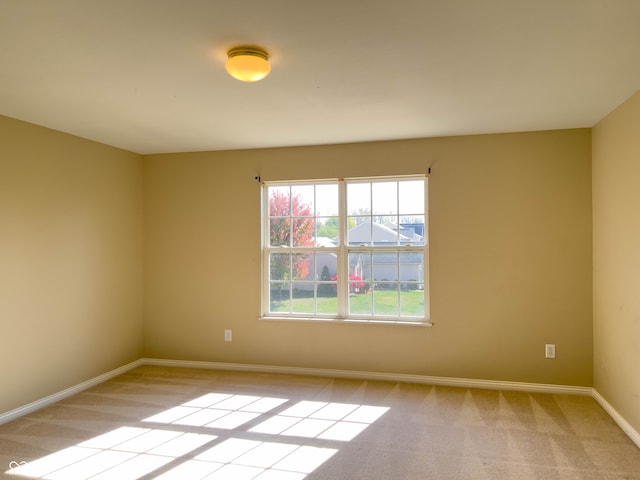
xmin=1 ymin=366 xmax=639 ymax=479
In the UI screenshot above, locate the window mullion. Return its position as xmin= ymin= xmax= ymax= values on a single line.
xmin=338 ymin=180 xmax=348 ymax=319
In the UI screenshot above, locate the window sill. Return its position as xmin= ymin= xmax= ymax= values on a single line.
xmin=258 ymin=316 xmax=433 ymax=327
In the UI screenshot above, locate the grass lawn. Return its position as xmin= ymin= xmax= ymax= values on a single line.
xmin=270 ymin=289 xmax=424 ymax=317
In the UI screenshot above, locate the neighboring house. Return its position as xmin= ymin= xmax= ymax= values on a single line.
xmin=297 ymin=222 xmax=424 ymax=290
xmin=315 ymin=236 xmax=336 ymax=247
xmin=348 ymin=222 xmax=414 ymax=245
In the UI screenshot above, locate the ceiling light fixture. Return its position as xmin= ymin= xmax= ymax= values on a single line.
xmin=225 ymin=46 xmax=271 ymax=82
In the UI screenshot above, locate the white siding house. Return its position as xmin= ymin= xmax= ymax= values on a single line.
xmin=299 ymin=222 xmax=424 ymax=290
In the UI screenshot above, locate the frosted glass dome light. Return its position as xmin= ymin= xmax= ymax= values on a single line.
xmin=225 ymin=46 xmax=271 ymax=82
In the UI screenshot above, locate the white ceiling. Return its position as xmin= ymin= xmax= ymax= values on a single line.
xmin=1 ymin=0 xmax=639 ymax=154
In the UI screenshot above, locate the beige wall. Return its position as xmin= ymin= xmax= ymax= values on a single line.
xmin=144 ymin=129 xmax=593 ymax=386
xmin=592 ymin=90 xmax=640 ymax=434
xmin=0 ymin=115 xmax=144 ymax=414
xmin=0 ymin=117 xmax=594 ymax=418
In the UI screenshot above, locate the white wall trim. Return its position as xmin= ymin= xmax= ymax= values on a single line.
xmin=592 ymin=389 xmax=640 ymax=448
xmin=142 ymin=358 xmax=593 ymax=396
xmin=0 ymin=359 xmax=144 ymax=426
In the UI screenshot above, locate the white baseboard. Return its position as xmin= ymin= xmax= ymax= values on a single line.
xmin=592 ymin=389 xmax=640 ymax=449
xmin=142 ymin=358 xmax=593 ymax=396
xmin=0 ymin=359 xmax=144 ymax=426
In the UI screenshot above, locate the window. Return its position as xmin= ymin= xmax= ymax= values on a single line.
xmin=262 ymin=176 xmax=429 ymax=325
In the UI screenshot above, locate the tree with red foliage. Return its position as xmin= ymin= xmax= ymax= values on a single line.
xmin=269 ymin=189 xmax=314 ymax=282
xmin=329 ymin=273 xmax=366 ymax=293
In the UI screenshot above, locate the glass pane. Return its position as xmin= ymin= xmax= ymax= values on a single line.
xmin=270 ymin=283 xmax=290 ymax=313
xmin=291 ymin=253 xmax=312 ymax=281
xmin=349 ymin=251 xmax=370 ymax=280
xmin=373 ymin=290 xmax=399 ymax=316
xmin=398 ymin=180 xmax=424 ymax=215
xmin=269 ymin=217 xmax=290 ymax=247
xmin=268 ymin=186 xmax=290 ymax=217
xmin=292 ymin=217 xmax=314 ymax=247
xmin=372 ymin=182 xmax=397 ymax=215
xmin=398 ymin=216 xmax=425 ymax=245
xmin=400 ymin=252 xmax=424 ymax=285
xmin=317 ymin=280 xmax=337 ymax=296
xmin=316 ymin=216 xmax=339 ymax=244
xmin=316 ymin=253 xmax=337 ymax=282
xmin=372 ymin=216 xmax=399 ymax=245
xmin=316 ymin=184 xmax=338 ymax=217
xmin=316 ymin=292 xmax=338 ymax=315
xmin=292 ymin=282 xmax=314 ymax=314
xmin=400 ymin=290 xmax=425 ymax=317
xmin=347 ymin=183 xmax=370 ymax=216
xmin=349 ymin=278 xmax=367 ymax=294
xmin=292 ymin=185 xmax=314 ymax=217
xmin=270 ymin=253 xmax=290 ymax=281
xmin=373 ymin=252 xmax=398 ymax=286
xmin=349 ymin=291 xmax=372 ymax=315
xmin=347 ymin=216 xmax=372 ymax=246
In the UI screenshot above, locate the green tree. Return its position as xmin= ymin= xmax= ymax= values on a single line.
xmin=316 ymin=216 xmax=358 ymax=238
xmin=316 ymin=217 xmax=339 ymax=239
xmin=318 ymin=265 xmax=333 ymax=296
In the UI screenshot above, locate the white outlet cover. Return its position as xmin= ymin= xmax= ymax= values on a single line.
xmin=545 ymin=344 xmax=556 ymax=358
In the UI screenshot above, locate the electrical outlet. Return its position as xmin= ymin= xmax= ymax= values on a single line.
xmin=224 ymin=330 xmax=232 ymax=342
xmin=545 ymin=344 xmax=556 ymax=359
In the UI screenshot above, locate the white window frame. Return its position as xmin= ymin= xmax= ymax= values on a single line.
xmin=260 ymin=175 xmax=430 ymax=326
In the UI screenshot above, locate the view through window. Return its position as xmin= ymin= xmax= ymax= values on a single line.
xmin=263 ymin=176 xmax=429 ymax=324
